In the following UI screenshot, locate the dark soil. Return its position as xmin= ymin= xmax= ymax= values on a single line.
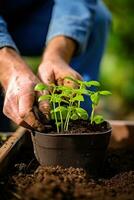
xmin=45 ymin=120 xmax=111 ymax=134
xmin=0 ymin=148 xmax=134 ymax=200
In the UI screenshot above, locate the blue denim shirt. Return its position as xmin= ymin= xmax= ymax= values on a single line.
xmin=0 ymin=0 xmax=98 ymax=54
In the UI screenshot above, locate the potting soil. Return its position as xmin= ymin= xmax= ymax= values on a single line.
xmin=0 ymin=148 xmax=134 ymax=200
xmin=45 ymin=120 xmax=110 ymax=134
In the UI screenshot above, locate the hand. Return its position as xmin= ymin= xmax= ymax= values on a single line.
xmin=0 ymin=48 xmax=49 ymax=131
xmin=38 ymin=57 xmax=82 ymax=88
xmin=38 ymin=36 xmax=82 ymax=87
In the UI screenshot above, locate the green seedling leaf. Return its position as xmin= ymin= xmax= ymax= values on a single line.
xmin=38 ymin=95 xmax=50 ymax=102
xmin=36 ymin=77 xmax=111 ymax=132
xmin=54 ymin=106 xmax=67 ymax=113
xmin=91 ymin=93 xmax=100 ymax=105
xmin=74 ymin=88 xmax=89 ymax=95
xmin=51 ymin=94 xmax=62 ymax=103
xmin=61 ymin=109 xmax=68 ymax=120
xmin=62 ymin=90 xmax=73 ymax=97
xmin=71 ymin=113 xmax=78 ymax=120
xmin=52 ymin=106 xmax=67 ymax=120
xmin=51 ymin=109 xmax=61 ymax=121
xmin=72 ymin=95 xmax=84 ymax=102
xmin=83 ymin=81 xmax=101 ymax=87
xmin=76 ymin=108 xmax=89 ymax=120
xmin=93 ymin=115 xmax=104 ymax=124
xmin=56 ymin=85 xmax=69 ymax=92
xmin=34 ymin=83 xmax=48 ymax=91
xmin=99 ymin=91 xmax=112 ymax=95
xmin=60 ymin=99 xmax=69 ymax=104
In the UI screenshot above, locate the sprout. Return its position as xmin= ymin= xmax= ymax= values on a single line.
xmin=35 ymin=77 xmax=111 ymax=133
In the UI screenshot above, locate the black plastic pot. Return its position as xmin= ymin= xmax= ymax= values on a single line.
xmin=31 ymin=122 xmax=111 ymax=177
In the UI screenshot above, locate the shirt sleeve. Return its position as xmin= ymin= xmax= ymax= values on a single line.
xmin=46 ymin=0 xmax=98 ymax=55
xmin=0 ymin=15 xmax=18 ymax=51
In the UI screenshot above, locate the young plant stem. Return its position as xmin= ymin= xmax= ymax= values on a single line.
xmin=64 ymin=108 xmax=71 ymax=131
xmin=90 ymin=104 xmax=95 ymax=124
xmin=64 ymin=101 xmax=73 ymax=131
xmin=35 ymin=78 xmax=111 ymax=133
xmin=58 ymin=102 xmax=63 ymax=132
xmin=64 ymin=111 xmax=70 ymax=131
xmin=51 ymin=87 xmax=60 ymax=133
xmin=53 ymin=102 xmax=59 ymax=133
xmin=78 ymin=84 xmax=82 ymax=108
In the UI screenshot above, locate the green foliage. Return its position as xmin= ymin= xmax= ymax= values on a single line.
xmin=35 ymin=77 xmax=111 ymax=133
xmin=99 ymin=1 xmax=134 ymax=119
xmin=104 ymin=0 xmax=134 ymax=58
xmin=35 ymin=83 xmax=48 ymax=91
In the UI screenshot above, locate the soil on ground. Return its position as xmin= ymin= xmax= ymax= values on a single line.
xmin=0 ymin=148 xmax=134 ymax=200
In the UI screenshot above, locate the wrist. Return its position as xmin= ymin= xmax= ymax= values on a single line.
xmin=43 ymin=36 xmax=76 ymax=63
xmin=0 ymin=47 xmax=33 ymax=90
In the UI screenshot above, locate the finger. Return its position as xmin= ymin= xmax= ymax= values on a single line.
xmin=18 ymin=92 xmax=35 ymax=118
xmin=3 ymin=104 xmax=22 ymax=125
xmin=3 ymin=97 xmax=32 ymax=129
xmin=38 ymin=100 xmax=50 ymax=121
xmin=63 ymin=71 xmax=83 ymax=88
xmin=56 ymin=78 xmax=63 ymax=86
xmin=76 ymin=72 xmax=83 ymax=81
xmin=38 ymin=65 xmax=55 ymax=85
xmin=36 ymin=91 xmax=50 ymax=121
xmin=63 ymin=77 xmax=78 ymax=89
xmin=3 ymin=93 xmax=21 ymax=124
xmin=23 ymin=110 xmax=45 ymax=132
xmin=18 ymin=93 xmax=45 ymax=131
xmin=38 ymin=66 xmax=54 ymax=119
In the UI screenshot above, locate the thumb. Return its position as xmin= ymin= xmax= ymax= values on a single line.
xmin=19 ymin=92 xmax=45 ymax=131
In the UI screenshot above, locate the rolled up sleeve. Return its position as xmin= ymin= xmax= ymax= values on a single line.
xmin=46 ymin=0 xmax=98 ymax=55
xmin=0 ymin=16 xmax=18 ymax=51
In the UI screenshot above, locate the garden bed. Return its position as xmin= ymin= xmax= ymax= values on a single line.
xmin=0 ymin=121 xmax=134 ymax=200
xmin=0 ymin=127 xmax=28 ymax=175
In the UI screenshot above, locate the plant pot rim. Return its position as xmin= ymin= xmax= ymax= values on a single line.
xmin=33 ymin=121 xmax=112 ymax=137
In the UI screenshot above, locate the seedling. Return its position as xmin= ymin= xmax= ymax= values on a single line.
xmin=35 ymin=77 xmax=111 ymax=133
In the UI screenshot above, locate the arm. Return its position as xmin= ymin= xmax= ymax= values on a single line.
xmin=38 ymin=0 xmax=97 ymax=86
xmin=46 ymin=0 xmax=97 ymax=54
xmin=0 ymin=16 xmax=49 ymax=131
xmin=0 ymin=16 xmax=18 ymax=52
xmin=0 ymin=47 xmax=49 ymax=131
xmin=38 ymin=36 xmax=82 ymax=87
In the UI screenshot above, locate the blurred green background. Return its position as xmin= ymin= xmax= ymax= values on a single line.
xmin=26 ymin=0 xmax=134 ymax=121
xmin=100 ymin=0 xmax=134 ymax=120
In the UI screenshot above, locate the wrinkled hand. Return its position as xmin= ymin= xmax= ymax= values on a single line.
xmin=3 ymin=71 xmax=50 ymax=131
xmin=0 ymin=47 xmax=50 ymax=131
xmin=38 ymin=57 xmax=82 ymax=88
